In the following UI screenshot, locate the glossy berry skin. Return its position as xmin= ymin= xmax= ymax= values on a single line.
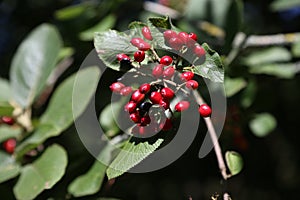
xmin=110 ymin=82 xmax=125 ymax=93
xmin=150 ymin=91 xmax=162 ymax=104
xmin=188 ymin=32 xmax=198 ymax=41
xmin=131 ymin=90 xmax=145 ymax=103
xmin=160 ymin=118 xmax=172 ymax=131
xmin=163 ymin=66 xmax=175 ymax=79
xmin=116 ymin=53 xmax=130 ymax=61
xmin=130 ymin=37 xmax=144 ymax=46
xmin=2 ymin=116 xmax=15 ymax=125
xmin=199 ymin=104 xmax=212 ymax=117
xmin=174 ymin=101 xmax=190 ymax=112
xmin=3 ymin=138 xmax=16 ymax=154
xmin=139 ymin=83 xmax=151 ymax=94
xmin=130 ymin=112 xmax=140 ymax=123
xmin=134 ymin=51 xmax=145 ymax=62
xmin=124 ymin=101 xmax=137 ymax=113
xmin=186 ymin=80 xmax=199 ymax=90
xmin=140 ymin=115 xmax=151 ymax=126
xmin=120 ymin=86 xmax=133 ymax=96
xmin=159 ymin=99 xmax=170 ymax=110
xmin=181 ymin=71 xmax=194 ymax=82
xmin=160 ymin=87 xmax=174 ymax=100
xmin=163 ymin=30 xmax=177 ymax=41
xmin=142 ymin=26 xmax=153 ymax=41
xmin=160 ymin=55 xmax=173 ymax=66
xmin=139 ymin=102 xmax=152 ymax=112
xmin=168 ymin=37 xmax=184 ymax=50
xmin=152 ymin=64 xmax=164 ymax=78
xmin=194 ymin=45 xmax=206 ymax=57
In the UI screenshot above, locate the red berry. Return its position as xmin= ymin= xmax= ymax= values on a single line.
xmin=140 ymin=115 xmax=151 ymax=126
xmin=194 ymin=45 xmax=206 ymax=57
xmin=160 ymin=55 xmax=173 ymax=66
xmin=110 ymin=82 xmax=125 ymax=93
xmin=120 ymin=86 xmax=133 ymax=96
xmin=3 ymin=138 xmax=16 ymax=154
xmin=160 ymin=118 xmax=172 ymax=131
xmin=159 ymin=99 xmax=170 ymax=110
xmin=163 ymin=66 xmax=175 ymax=79
xmin=188 ymin=32 xmax=198 ymax=41
xmin=131 ymin=90 xmax=145 ymax=103
xmin=134 ymin=50 xmax=145 ymax=62
xmin=168 ymin=37 xmax=184 ymax=50
xmin=152 ymin=64 xmax=164 ymax=78
xmin=142 ymin=26 xmax=153 ymax=41
xmin=178 ymin=32 xmax=189 ymax=44
xmin=199 ymin=104 xmax=212 ymax=117
xmin=130 ymin=112 xmax=141 ymax=123
xmin=174 ymin=101 xmax=190 ymax=112
xmin=185 ymin=80 xmax=199 ymax=90
xmin=124 ymin=101 xmax=137 ymax=113
xmin=181 ymin=71 xmax=194 ymax=82
xmin=163 ymin=30 xmax=177 ymax=41
xmin=139 ymin=83 xmax=151 ymax=94
xmin=131 ymin=37 xmax=144 ymax=46
xmin=160 ymin=87 xmax=174 ymax=100
xmin=116 ymin=53 xmax=130 ymax=61
xmin=2 ymin=116 xmax=14 ymax=125
xmin=150 ymin=91 xmax=162 ymax=104
xmin=138 ymin=41 xmax=151 ymax=51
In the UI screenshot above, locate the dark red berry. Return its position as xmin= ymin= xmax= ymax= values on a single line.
xmin=134 ymin=51 xmax=145 ymax=62
xmin=116 ymin=53 xmax=130 ymax=61
xmin=140 ymin=115 xmax=151 ymax=126
xmin=186 ymin=80 xmax=199 ymax=90
xmin=2 ymin=116 xmax=14 ymax=125
xmin=130 ymin=112 xmax=141 ymax=123
xmin=163 ymin=66 xmax=175 ymax=79
xmin=160 ymin=118 xmax=172 ymax=131
xmin=194 ymin=45 xmax=206 ymax=57
xmin=181 ymin=71 xmax=194 ymax=82
xmin=138 ymin=41 xmax=151 ymax=51
xmin=174 ymin=101 xmax=190 ymax=112
xmin=142 ymin=26 xmax=153 ymax=41
xmin=131 ymin=90 xmax=145 ymax=103
xmin=120 ymin=86 xmax=133 ymax=96
xmin=110 ymin=82 xmax=125 ymax=93
xmin=124 ymin=101 xmax=137 ymax=113
xmin=188 ymin=32 xmax=198 ymax=41
xmin=139 ymin=83 xmax=151 ymax=94
xmin=159 ymin=99 xmax=170 ymax=110
xmin=150 ymin=91 xmax=162 ymax=104
xmin=178 ymin=32 xmax=189 ymax=44
xmin=160 ymin=87 xmax=174 ymax=100
xmin=152 ymin=64 xmax=164 ymax=78
xmin=3 ymin=138 xmax=16 ymax=154
xmin=199 ymin=104 xmax=212 ymax=117
xmin=160 ymin=56 xmax=173 ymax=66
xmin=163 ymin=30 xmax=177 ymax=41
xmin=168 ymin=37 xmax=184 ymax=50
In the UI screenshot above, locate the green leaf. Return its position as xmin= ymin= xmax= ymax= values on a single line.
xmin=243 ymin=47 xmax=292 ymax=66
xmin=270 ymin=0 xmax=300 ymax=11
xmin=68 ymin=144 xmax=115 ymax=197
xmin=224 ymin=77 xmax=246 ymax=97
xmin=0 ymin=151 xmax=21 ymax=184
xmin=249 ymin=63 xmax=297 ymax=79
xmin=0 ymin=125 xmax=22 ymax=143
xmin=10 ymin=24 xmax=62 ymax=108
xmin=241 ymin=79 xmax=256 ymax=108
xmin=55 ymin=4 xmax=88 ymax=20
xmin=94 ymin=30 xmax=137 ymax=71
xmin=14 ymin=144 xmax=67 ymax=200
xmin=194 ymin=43 xmax=224 ymax=82
xmin=57 ymin=47 xmax=75 ymax=61
xmin=292 ymin=41 xmax=300 ymax=58
xmin=80 ymin=14 xmax=116 ymax=41
xmin=16 ymin=67 xmax=100 ymax=156
xmin=106 ymin=139 xmax=163 ymax=180
xmin=148 ymin=16 xmax=173 ymax=30
xmin=0 ymin=102 xmax=14 ymax=116
xmin=249 ymin=113 xmax=277 ymax=137
xmin=0 ymin=78 xmax=11 ymax=102
xmin=225 ymin=151 xmax=243 ymax=176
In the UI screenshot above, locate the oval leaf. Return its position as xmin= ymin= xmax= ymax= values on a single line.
xmin=225 ymin=77 xmax=246 ymax=97
xmin=13 ymin=144 xmax=67 ymax=200
xmin=0 ymin=125 xmax=22 ymax=143
xmin=0 ymin=78 xmax=11 ymax=102
xmin=249 ymin=113 xmax=277 ymax=137
xmin=10 ymin=24 xmax=62 ymax=108
xmin=0 ymin=151 xmax=21 ymax=184
xmin=225 ymin=151 xmax=243 ymax=176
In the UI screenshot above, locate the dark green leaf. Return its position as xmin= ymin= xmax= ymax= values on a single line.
xmin=270 ymin=0 xmax=300 ymax=11
xmin=10 ymin=24 xmax=62 ymax=108
xmin=94 ymin=30 xmax=137 ymax=71
xmin=194 ymin=43 xmax=224 ymax=82
xmin=241 ymin=79 xmax=256 ymax=108
xmin=148 ymin=16 xmax=172 ymax=29
xmin=0 ymin=125 xmax=22 ymax=143
xmin=0 ymin=151 xmax=21 ymax=184
xmin=80 ymin=14 xmax=116 ymax=41
xmin=225 ymin=151 xmax=243 ymax=176
xmin=0 ymin=102 xmax=14 ymax=116
xmin=0 ymin=78 xmax=11 ymax=102
xmin=249 ymin=113 xmax=277 ymax=137
xmin=249 ymin=63 xmax=297 ymax=79
xmin=224 ymin=77 xmax=246 ymax=97
xmin=106 ymin=139 xmax=163 ymax=179
xmin=13 ymin=144 xmax=67 ymax=200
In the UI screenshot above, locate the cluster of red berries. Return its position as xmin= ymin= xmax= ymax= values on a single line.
xmin=108 ymin=26 xmax=212 ymax=136
xmin=1 ymin=116 xmax=16 ymax=154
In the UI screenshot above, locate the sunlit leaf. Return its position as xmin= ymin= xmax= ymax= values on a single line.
xmin=249 ymin=113 xmax=277 ymax=137
xmin=225 ymin=151 xmax=243 ymax=176
xmin=0 ymin=151 xmax=21 ymax=184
